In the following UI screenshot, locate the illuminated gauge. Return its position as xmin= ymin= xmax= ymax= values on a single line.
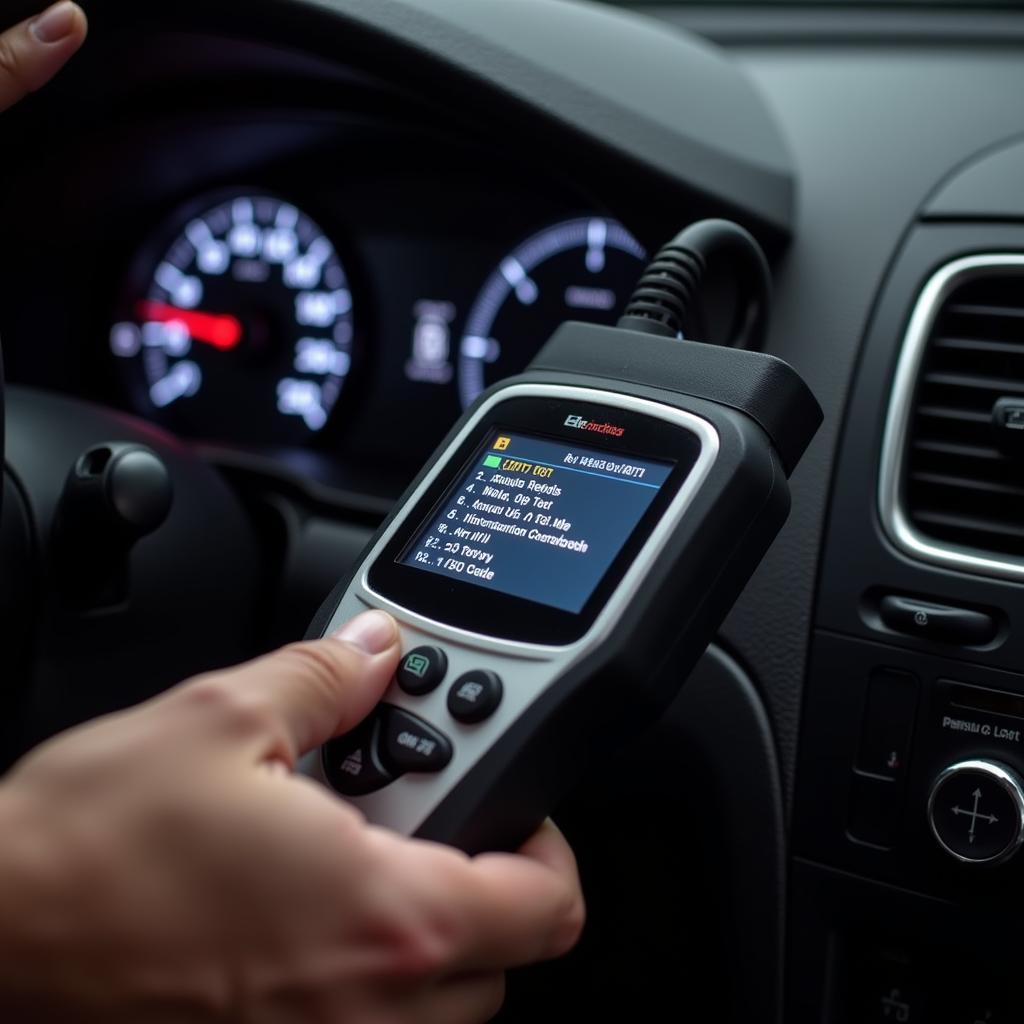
xmin=458 ymin=217 xmax=646 ymax=408
xmin=110 ymin=194 xmax=355 ymax=444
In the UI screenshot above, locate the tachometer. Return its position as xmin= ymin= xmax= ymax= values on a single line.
xmin=458 ymin=218 xmax=646 ymax=408
xmin=110 ymin=193 xmax=355 ymax=444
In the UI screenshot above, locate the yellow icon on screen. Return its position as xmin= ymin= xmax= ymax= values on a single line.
xmin=494 ymin=436 xmax=511 ymax=451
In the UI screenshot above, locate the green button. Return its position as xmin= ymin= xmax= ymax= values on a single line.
xmin=397 ymin=646 xmax=448 ymax=696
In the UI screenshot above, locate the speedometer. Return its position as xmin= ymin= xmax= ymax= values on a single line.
xmin=458 ymin=218 xmax=646 ymax=408
xmin=110 ymin=193 xmax=355 ymax=445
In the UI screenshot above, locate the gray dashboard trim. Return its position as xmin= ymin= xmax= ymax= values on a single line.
xmin=924 ymin=133 xmax=1024 ymax=222
xmin=3 ymin=0 xmax=795 ymax=237
xmin=644 ymin=4 xmax=1024 ymax=47
xmin=300 ymin=0 xmax=794 ymax=232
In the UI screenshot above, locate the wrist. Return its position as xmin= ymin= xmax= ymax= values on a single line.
xmin=0 ymin=787 xmax=75 ymax=1015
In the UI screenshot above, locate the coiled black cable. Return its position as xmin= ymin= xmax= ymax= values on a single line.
xmin=617 ymin=218 xmax=771 ymax=350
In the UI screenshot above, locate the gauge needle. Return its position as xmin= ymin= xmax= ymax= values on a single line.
xmin=138 ymin=300 xmax=243 ymax=351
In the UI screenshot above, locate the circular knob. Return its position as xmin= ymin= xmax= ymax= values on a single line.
xmin=928 ymin=759 xmax=1024 ymax=866
xmin=70 ymin=443 xmax=173 ymax=541
xmin=53 ymin=442 xmax=173 ymax=607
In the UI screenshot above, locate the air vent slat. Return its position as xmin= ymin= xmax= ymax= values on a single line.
xmin=910 ymin=471 xmax=1024 ymax=499
xmin=924 ymin=371 xmax=1024 ymax=393
xmin=913 ymin=510 xmax=1024 ymax=543
xmin=931 ymin=336 xmax=1024 ymax=356
xmin=912 ymin=439 xmax=1003 ymax=461
xmin=898 ymin=260 xmax=1024 ymax=568
xmin=916 ymin=404 xmax=991 ymax=424
xmin=945 ymin=302 xmax=1024 ymax=321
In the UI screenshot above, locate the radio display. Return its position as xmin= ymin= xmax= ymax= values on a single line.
xmin=401 ymin=430 xmax=675 ymax=613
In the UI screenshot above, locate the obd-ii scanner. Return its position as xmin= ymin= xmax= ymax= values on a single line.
xmin=306 ymin=221 xmax=822 ymax=854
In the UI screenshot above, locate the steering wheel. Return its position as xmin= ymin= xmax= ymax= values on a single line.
xmin=0 ymin=327 xmax=262 ymax=766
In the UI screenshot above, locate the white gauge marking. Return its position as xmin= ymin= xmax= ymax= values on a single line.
xmin=460 ymin=335 xmax=500 ymax=363
xmin=565 ymin=285 xmax=616 ymax=311
xmin=284 ymin=256 xmax=321 ymax=289
xmin=296 ymin=292 xmax=333 ymax=328
xmin=275 ymin=203 xmax=300 ymax=230
xmin=110 ymin=322 xmax=142 ymax=357
xmin=156 ymin=263 xmax=203 ymax=308
xmin=500 ymin=257 xmax=539 ymax=306
xmin=586 ymin=218 xmax=607 ymax=273
xmin=155 ymin=262 xmax=182 ymax=292
xmin=283 ymin=237 xmax=333 ymax=290
xmin=295 ymin=290 xmax=352 ymax=327
xmin=142 ymin=322 xmax=168 ymax=347
xmin=149 ymin=361 xmax=201 ymax=408
xmin=197 ymin=241 xmax=230 ymax=275
xmin=263 ymin=228 xmax=298 ymax=265
xmin=277 ymin=378 xmax=327 ymax=431
xmin=190 ymin=216 xmax=230 ymax=276
xmin=161 ymin=319 xmax=191 ymax=357
xmin=228 ymin=223 xmax=261 ymax=258
xmin=141 ymin=321 xmax=190 ymax=356
xmin=295 ymin=338 xmax=350 ymax=376
xmin=185 ymin=219 xmax=213 ymax=247
xmin=461 ymin=335 xmax=490 ymax=360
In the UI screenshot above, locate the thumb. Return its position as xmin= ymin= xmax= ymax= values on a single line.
xmin=182 ymin=610 xmax=401 ymax=765
xmin=0 ymin=2 xmax=88 ymax=113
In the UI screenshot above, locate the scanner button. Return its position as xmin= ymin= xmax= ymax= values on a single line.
xmin=381 ymin=706 xmax=453 ymax=774
xmin=397 ymin=646 xmax=448 ymax=696
xmin=322 ymin=718 xmax=394 ymax=797
xmin=448 ymin=671 xmax=503 ymax=724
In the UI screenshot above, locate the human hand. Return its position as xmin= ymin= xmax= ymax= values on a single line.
xmin=0 ymin=1 xmax=87 ymax=113
xmin=0 ymin=610 xmax=584 ymax=1023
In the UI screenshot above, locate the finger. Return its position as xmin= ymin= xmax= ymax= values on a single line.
xmin=364 ymin=822 xmax=585 ymax=973
xmin=398 ymin=972 xmax=506 ymax=1024
xmin=515 ymin=819 xmax=581 ymax=879
xmin=0 ymin=2 xmax=87 ymax=113
xmin=467 ymin=820 xmax=586 ymax=964
xmin=180 ymin=610 xmax=401 ymax=763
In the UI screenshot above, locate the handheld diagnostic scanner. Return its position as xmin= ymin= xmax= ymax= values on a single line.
xmin=306 ymin=221 xmax=822 ymax=854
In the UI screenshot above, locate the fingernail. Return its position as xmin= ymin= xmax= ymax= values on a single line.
xmin=332 ymin=610 xmax=396 ymax=655
xmin=31 ymin=2 xmax=78 ymax=44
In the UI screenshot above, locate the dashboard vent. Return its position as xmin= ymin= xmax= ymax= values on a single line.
xmin=880 ymin=255 xmax=1024 ymax=581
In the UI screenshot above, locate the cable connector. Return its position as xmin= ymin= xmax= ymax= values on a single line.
xmin=618 ymin=218 xmax=772 ymax=350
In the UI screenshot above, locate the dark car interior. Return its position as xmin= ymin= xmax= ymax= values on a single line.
xmin=4 ymin=0 xmax=1024 ymax=1020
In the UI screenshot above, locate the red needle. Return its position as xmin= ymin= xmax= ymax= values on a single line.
xmin=138 ymin=299 xmax=243 ymax=351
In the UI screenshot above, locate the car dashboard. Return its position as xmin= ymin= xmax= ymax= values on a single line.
xmin=2 ymin=60 xmax=658 ymax=503
xmin=6 ymin=2 xmax=1024 ymax=1022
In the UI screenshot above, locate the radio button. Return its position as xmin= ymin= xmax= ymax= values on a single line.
xmin=397 ymin=646 xmax=448 ymax=696
xmin=928 ymin=760 xmax=1024 ymax=865
xmin=448 ymin=671 xmax=503 ymax=724
xmin=380 ymin=706 xmax=453 ymax=774
xmin=879 ymin=595 xmax=996 ymax=647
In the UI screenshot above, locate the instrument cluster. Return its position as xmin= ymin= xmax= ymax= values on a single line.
xmin=106 ymin=187 xmax=647 ymax=473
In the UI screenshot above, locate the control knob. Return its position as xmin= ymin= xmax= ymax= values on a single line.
xmin=927 ymin=759 xmax=1024 ymax=866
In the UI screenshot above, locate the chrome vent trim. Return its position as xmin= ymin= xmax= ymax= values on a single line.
xmin=878 ymin=253 xmax=1024 ymax=582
